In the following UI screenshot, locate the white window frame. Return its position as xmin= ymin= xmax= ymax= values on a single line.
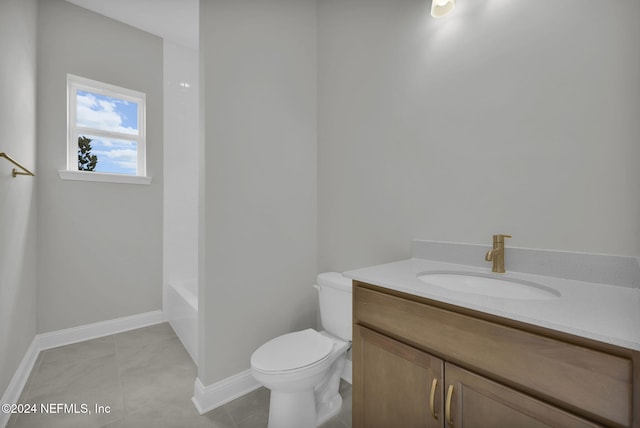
xmin=60 ymin=74 xmax=151 ymax=184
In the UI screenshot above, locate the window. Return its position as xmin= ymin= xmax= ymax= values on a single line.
xmin=61 ymin=74 xmax=150 ymax=184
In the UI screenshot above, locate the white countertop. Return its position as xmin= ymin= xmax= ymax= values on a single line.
xmin=344 ymin=258 xmax=640 ymax=351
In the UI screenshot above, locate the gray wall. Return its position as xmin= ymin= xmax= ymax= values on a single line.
xmin=37 ymin=0 xmax=163 ymax=333
xmin=199 ymin=0 xmax=318 ymax=384
xmin=318 ymin=0 xmax=640 ymax=272
xmin=0 ymin=0 xmax=38 ymax=400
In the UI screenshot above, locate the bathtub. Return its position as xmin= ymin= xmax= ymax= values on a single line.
xmin=166 ymin=278 xmax=198 ymax=364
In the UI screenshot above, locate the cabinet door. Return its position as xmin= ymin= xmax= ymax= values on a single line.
xmin=444 ymin=363 xmax=602 ymax=428
xmin=353 ymin=325 xmax=443 ymax=428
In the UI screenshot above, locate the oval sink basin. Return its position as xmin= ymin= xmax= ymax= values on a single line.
xmin=417 ymin=272 xmax=560 ymax=301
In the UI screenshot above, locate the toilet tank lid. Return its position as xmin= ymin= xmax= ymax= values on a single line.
xmin=317 ymin=272 xmax=352 ymax=292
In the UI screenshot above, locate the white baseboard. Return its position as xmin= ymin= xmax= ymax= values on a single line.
xmin=37 ymin=310 xmax=165 ymax=351
xmin=192 ymin=371 xmax=261 ymax=415
xmin=0 ymin=340 xmax=40 ymax=428
xmin=0 ymin=310 xmax=165 ymax=428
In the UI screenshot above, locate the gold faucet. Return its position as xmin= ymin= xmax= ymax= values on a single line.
xmin=485 ymin=234 xmax=511 ymax=273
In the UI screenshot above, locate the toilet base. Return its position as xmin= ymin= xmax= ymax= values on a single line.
xmin=268 ymin=389 xmax=317 ymax=428
xmin=266 ymin=386 xmax=344 ymax=428
xmin=264 ymin=353 xmax=348 ymax=428
xmin=316 ymin=393 xmax=342 ymax=426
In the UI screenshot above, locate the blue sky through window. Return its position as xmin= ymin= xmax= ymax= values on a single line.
xmin=76 ymin=90 xmax=139 ymax=174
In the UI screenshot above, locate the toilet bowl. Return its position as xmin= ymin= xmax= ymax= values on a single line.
xmin=250 ymin=273 xmax=352 ymax=428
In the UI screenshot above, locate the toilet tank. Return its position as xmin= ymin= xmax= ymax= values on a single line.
xmin=316 ymin=272 xmax=353 ymax=341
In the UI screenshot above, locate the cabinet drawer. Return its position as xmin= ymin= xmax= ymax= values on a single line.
xmin=354 ymin=284 xmax=633 ymax=427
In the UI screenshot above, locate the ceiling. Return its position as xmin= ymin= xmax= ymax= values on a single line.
xmin=65 ymin=0 xmax=199 ymax=50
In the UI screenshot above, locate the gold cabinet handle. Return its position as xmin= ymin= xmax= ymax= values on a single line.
xmin=429 ymin=378 xmax=438 ymax=420
xmin=445 ymin=384 xmax=454 ymax=427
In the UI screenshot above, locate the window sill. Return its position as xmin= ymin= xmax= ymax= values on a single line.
xmin=58 ymin=170 xmax=152 ymax=185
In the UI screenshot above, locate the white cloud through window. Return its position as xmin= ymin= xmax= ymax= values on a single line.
xmin=76 ymin=91 xmax=138 ymax=136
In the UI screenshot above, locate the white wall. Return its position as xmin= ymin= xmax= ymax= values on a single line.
xmin=163 ymin=40 xmax=199 ymax=293
xmin=0 ymin=0 xmax=38 ymax=399
xmin=36 ymin=0 xmax=164 ymax=333
xmin=318 ymin=0 xmax=640 ymax=272
xmin=199 ymin=0 xmax=318 ymax=384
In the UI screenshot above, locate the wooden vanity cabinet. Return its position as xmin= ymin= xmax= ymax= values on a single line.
xmin=354 ymin=325 xmax=443 ymax=428
xmin=353 ymin=281 xmax=639 ymax=428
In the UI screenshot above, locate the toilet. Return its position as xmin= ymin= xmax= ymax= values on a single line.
xmin=250 ymin=272 xmax=352 ymax=428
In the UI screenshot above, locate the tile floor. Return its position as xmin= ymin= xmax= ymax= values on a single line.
xmin=7 ymin=323 xmax=352 ymax=428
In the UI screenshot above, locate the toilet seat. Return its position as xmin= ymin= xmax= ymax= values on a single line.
xmin=251 ymin=329 xmax=334 ymax=374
